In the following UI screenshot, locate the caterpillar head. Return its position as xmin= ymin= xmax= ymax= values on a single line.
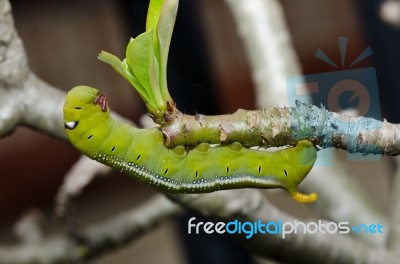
xmin=63 ymin=86 xmax=110 ymax=138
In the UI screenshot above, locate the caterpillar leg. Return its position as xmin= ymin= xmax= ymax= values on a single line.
xmin=291 ymin=191 xmax=318 ymax=203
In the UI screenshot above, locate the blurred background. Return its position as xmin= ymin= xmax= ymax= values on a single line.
xmin=0 ymin=0 xmax=398 ymax=263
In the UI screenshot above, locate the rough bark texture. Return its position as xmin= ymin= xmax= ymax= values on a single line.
xmin=0 ymin=0 xmax=399 ymax=263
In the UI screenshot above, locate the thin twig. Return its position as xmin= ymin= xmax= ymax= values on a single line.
xmin=55 ymin=156 xmax=112 ymax=218
xmin=0 ymin=195 xmax=182 ymax=264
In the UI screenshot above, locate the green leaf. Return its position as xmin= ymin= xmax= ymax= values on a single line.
xmin=98 ymin=51 xmax=126 ymax=78
xmin=146 ymin=0 xmax=164 ymax=31
xmin=149 ymin=30 xmax=164 ymax=109
xmin=121 ymin=59 xmax=151 ymax=104
xmin=98 ymin=0 xmax=178 ymax=120
xmin=157 ymin=0 xmax=178 ymax=101
xmin=126 ymin=30 xmax=165 ymax=112
xmin=98 ymin=50 xmax=152 ymax=107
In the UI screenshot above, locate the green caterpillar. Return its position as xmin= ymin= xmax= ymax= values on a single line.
xmin=63 ymin=86 xmax=318 ymax=202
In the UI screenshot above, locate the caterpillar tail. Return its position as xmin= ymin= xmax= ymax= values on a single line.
xmin=291 ymin=191 xmax=318 ymax=203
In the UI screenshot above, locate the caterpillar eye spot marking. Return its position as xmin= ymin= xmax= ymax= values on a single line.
xmin=75 ymin=107 xmax=82 ymax=110
xmin=64 ymin=121 xmax=79 ymax=130
xmin=64 ymin=86 xmax=318 ymax=203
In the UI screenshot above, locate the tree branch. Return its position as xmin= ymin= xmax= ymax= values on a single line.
xmin=55 ymin=156 xmax=112 ymax=218
xmin=0 ymin=195 xmax=182 ymax=264
xmin=162 ymin=97 xmax=400 ymax=156
xmin=380 ymin=0 xmax=400 ymax=29
xmin=387 ymin=157 xmax=400 ymax=250
xmin=168 ymin=190 xmax=397 ymax=264
xmin=224 ymin=0 xmax=388 ymax=248
xmin=0 ymin=0 xmax=66 ymax=140
xmin=223 ymin=0 xmax=307 ymax=107
xmin=3 ymin=190 xmax=394 ymax=264
xmin=0 ymin=0 xmax=396 ymax=263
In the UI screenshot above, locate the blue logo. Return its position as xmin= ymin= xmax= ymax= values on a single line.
xmin=287 ymin=37 xmax=381 ymax=163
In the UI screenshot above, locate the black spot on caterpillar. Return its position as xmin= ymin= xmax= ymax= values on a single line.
xmin=63 ymin=86 xmax=318 ymax=202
